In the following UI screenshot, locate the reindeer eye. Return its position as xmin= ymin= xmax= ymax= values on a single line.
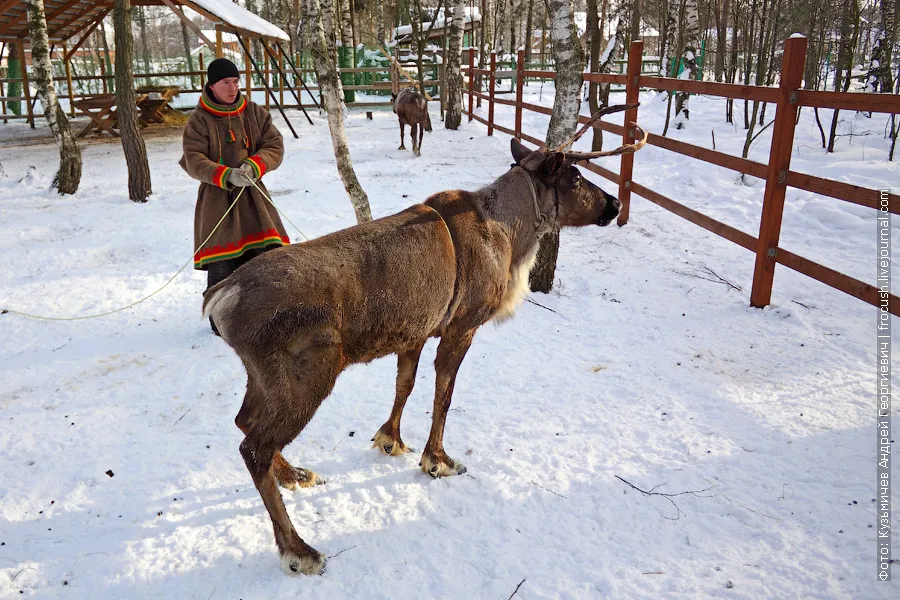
xmin=573 ymin=175 xmax=582 ymax=188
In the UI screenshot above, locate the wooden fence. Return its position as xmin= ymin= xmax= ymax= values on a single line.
xmin=0 ymin=54 xmax=444 ymax=125
xmin=462 ymin=37 xmax=900 ymax=316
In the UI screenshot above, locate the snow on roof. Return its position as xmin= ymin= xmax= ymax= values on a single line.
xmin=200 ymin=29 xmax=239 ymax=44
xmin=190 ymin=0 xmax=289 ymax=40
xmin=392 ymin=7 xmax=481 ymax=38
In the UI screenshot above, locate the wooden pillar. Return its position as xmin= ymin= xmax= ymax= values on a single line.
xmin=488 ymin=51 xmax=496 ymax=136
xmin=215 ymin=25 xmax=223 ymax=58
xmin=99 ymin=57 xmax=108 ymax=94
xmin=244 ymin=47 xmax=252 ymax=101
xmin=467 ymin=48 xmax=474 ymax=122
xmin=263 ymin=39 xmax=270 ymax=110
xmin=750 ymin=36 xmax=808 ymax=309
xmin=199 ymin=52 xmax=205 ymax=87
xmin=18 ymin=41 xmax=34 ymax=129
xmin=63 ymin=43 xmax=75 ymax=117
xmin=515 ymin=49 xmax=524 ymax=138
xmin=279 ymin=43 xmax=284 ymax=108
xmin=616 ymin=40 xmax=643 ymax=226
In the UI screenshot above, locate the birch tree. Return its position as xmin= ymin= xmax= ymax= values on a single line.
xmin=114 ymin=0 xmax=152 ymax=202
xmin=673 ymin=0 xmax=700 ymax=128
xmin=311 ymin=0 xmax=373 ymax=223
xmin=445 ymin=0 xmax=465 ymax=129
xmin=529 ymin=0 xmax=585 ymax=293
xmin=25 ymin=0 xmax=82 ymax=194
xmin=376 ymin=0 xmax=386 ymax=45
xmin=866 ymin=0 xmax=896 ymax=94
xmin=660 ymin=0 xmax=679 ymax=76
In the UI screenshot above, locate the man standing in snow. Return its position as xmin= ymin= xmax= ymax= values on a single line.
xmin=179 ymin=57 xmax=288 ymax=335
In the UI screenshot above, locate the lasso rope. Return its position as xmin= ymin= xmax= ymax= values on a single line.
xmin=2 ymin=177 xmax=308 ymax=321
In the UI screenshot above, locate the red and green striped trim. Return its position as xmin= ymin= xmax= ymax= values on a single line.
xmin=199 ymin=94 xmax=247 ymax=117
xmin=212 ymin=165 xmax=232 ymax=189
xmin=242 ymin=156 xmax=267 ymax=179
xmin=194 ymin=229 xmax=289 ymax=268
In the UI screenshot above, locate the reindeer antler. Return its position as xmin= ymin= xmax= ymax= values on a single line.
xmin=562 ymin=121 xmax=649 ymax=162
xmin=554 ymin=103 xmax=639 ymax=152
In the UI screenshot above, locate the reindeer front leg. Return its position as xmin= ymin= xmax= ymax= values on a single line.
xmin=420 ymin=329 xmax=475 ymax=478
xmin=399 ymin=122 xmax=406 ymax=150
xmin=373 ymin=342 xmax=426 ymax=455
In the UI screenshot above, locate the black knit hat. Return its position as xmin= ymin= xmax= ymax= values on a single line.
xmin=207 ymin=58 xmax=240 ymax=85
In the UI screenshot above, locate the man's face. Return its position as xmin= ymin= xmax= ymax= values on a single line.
xmin=210 ymin=77 xmax=240 ymax=105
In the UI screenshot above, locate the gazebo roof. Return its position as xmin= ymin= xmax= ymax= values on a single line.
xmin=0 ymin=0 xmax=289 ymax=44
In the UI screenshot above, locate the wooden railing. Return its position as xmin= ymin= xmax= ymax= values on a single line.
xmin=462 ymin=39 xmax=900 ymax=316
xmin=0 ymin=58 xmax=443 ymax=124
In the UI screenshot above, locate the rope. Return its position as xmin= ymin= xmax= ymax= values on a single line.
xmin=2 ymin=176 xmax=312 ymax=321
xmin=1 ymin=185 xmax=249 ymax=321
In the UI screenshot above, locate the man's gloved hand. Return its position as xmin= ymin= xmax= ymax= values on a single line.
xmin=238 ymin=162 xmax=258 ymax=183
xmin=227 ymin=167 xmax=253 ymax=188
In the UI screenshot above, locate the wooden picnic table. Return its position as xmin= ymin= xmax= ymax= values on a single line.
xmin=72 ymin=94 xmax=119 ymax=137
xmin=73 ymin=88 xmax=181 ymax=137
xmin=136 ymin=86 xmax=180 ymax=124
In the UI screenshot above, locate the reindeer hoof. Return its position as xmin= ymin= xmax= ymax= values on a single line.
xmin=373 ymin=429 xmax=412 ymax=456
xmin=421 ymin=453 xmax=466 ymax=478
xmin=281 ymin=547 xmax=325 ymax=576
xmin=277 ymin=466 xmax=325 ymax=490
xmin=398 ymin=145 xmax=406 ymax=150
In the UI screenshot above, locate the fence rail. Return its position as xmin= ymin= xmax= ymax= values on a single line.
xmin=462 ymin=39 xmax=900 ymax=316
xmin=0 ymin=61 xmax=442 ymax=123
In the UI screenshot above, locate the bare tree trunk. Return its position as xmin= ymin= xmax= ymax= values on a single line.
xmin=674 ymin=0 xmax=699 ymax=128
xmin=179 ymin=15 xmax=196 ymax=89
xmin=311 ymin=0 xmax=372 ymax=223
xmin=99 ymin=18 xmax=114 ymax=92
xmin=866 ymin=0 xmax=896 ymax=94
xmin=136 ymin=5 xmax=151 ymax=85
xmin=714 ymin=0 xmax=729 ymax=82
xmin=522 ymin=0 xmax=534 ymax=62
xmin=587 ymin=0 xmax=602 ymax=150
xmin=445 ymin=0 xmax=465 ymax=129
xmin=114 ymin=0 xmax=151 ymax=202
xmin=828 ymin=0 xmax=858 ymax=152
xmin=631 ymin=0 xmax=642 ymax=44
xmin=25 ymin=0 xmax=82 ymax=194
xmin=660 ymin=0 xmax=679 ymax=77
xmin=376 ymin=0 xmax=386 ymax=44
xmin=529 ymin=0 xmax=585 ymax=294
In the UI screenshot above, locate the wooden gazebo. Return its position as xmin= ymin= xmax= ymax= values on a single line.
xmin=0 ymin=0 xmax=311 ymax=135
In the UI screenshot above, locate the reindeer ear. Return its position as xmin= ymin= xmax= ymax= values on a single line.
xmin=510 ymin=138 xmax=531 ymax=164
xmin=541 ymin=151 xmax=566 ymax=176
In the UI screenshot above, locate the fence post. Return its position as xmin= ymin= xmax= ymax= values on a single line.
xmin=99 ymin=58 xmax=107 ymax=94
xmin=199 ymin=52 xmax=205 ymax=88
xmin=215 ymin=25 xmax=223 ymax=59
xmin=515 ymin=49 xmax=524 ymax=138
xmin=245 ymin=48 xmax=252 ymax=101
xmin=263 ymin=39 xmax=270 ymax=110
xmin=488 ymin=51 xmax=496 ymax=136
xmin=467 ymin=48 xmax=475 ymax=122
xmin=750 ymin=36 xmax=808 ymax=309
xmin=616 ymin=40 xmax=643 ymax=226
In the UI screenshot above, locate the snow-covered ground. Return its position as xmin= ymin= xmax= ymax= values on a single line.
xmin=0 ymin=83 xmax=898 ymax=599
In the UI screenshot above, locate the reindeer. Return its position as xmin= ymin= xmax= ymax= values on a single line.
xmin=391 ymin=87 xmax=433 ymax=157
xmin=202 ymin=106 xmax=647 ymax=575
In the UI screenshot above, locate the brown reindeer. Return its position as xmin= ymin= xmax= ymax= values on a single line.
xmin=391 ymin=87 xmax=432 ymax=157
xmin=202 ymin=107 xmax=647 ymax=575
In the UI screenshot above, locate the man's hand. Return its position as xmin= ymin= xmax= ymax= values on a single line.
xmin=239 ymin=162 xmax=258 ymax=183
xmin=227 ymin=167 xmax=254 ymax=188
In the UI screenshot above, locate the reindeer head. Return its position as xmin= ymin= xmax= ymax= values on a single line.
xmin=509 ymin=105 xmax=647 ymax=229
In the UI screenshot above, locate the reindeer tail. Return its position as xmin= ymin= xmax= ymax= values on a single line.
xmin=202 ymin=277 xmax=240 ymax=321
